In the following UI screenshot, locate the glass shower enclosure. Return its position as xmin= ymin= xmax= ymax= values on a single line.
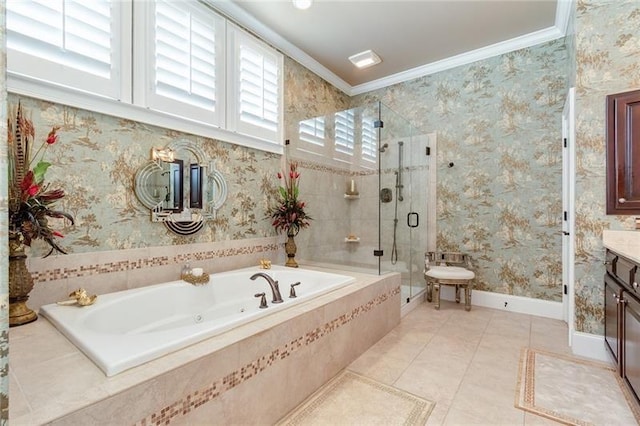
xmin=285 ymin=101 xmax=433 ymax=305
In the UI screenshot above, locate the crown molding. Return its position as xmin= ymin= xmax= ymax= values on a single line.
xmin=211 ymin=0 xmax=571 ymax=97
xmin=555 ymin=0 xmax=573 ymax=36
xmin=208 ymin=0 xmax=352 ymax=94
xmin=350 ymin=25 xmax=564 ymax=95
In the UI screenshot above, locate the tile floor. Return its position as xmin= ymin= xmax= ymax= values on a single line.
xmin=328 ymin=300 xmax=577 ymax=425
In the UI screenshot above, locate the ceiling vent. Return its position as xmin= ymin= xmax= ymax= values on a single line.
xmin=348 ymin=49 xmax=382 ymax=69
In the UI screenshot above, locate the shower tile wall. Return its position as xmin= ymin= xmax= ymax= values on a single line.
xmin=293 ymin=162 xmax=378 ymax=271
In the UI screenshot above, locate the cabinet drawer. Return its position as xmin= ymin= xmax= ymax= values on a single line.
xmin=618 ymin=257 xmax=637 ymax=287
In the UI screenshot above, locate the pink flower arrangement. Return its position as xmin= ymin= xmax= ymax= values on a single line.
xmin=8 ymin=103 xmax=74 ymax=256
xmin=269 ymin=162 xmax=312 ymax=235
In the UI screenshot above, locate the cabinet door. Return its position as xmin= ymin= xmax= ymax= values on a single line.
xmin=605 ymin=274 xmax=624 ymax=368
xmin=607 ymin=89 xmax=640 ymax=214
xmin=624 ymin=293 xmax=640 ymax=401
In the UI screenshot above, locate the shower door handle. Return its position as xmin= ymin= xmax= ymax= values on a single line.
xmin=407 ymin=212 xmax=419 ymax=228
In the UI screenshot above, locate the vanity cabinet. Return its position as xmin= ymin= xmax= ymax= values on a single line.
xmin=605 ymin=249 xmax=640 ymax=403
xmin=606 ymin=89 xmax=640 ymax=214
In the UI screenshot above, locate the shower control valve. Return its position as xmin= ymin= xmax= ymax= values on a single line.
xmin=289 ymin=282 xmax=301 ymax=298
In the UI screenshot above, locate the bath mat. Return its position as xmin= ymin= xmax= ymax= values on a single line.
xmin=515 ymin=347 xmax=640 ymax=425
xmin=277 ymin=370 xmax=434 ymax=426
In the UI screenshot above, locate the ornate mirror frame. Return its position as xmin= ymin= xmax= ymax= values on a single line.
xmin=134 ymin=139 xmax=228 ymax=236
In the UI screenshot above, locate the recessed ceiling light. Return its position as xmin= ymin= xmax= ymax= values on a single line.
xmin=292 ymin=0 xmax=313 ymax=10
xmin=348 ymin=50 xmax=382 ymax=69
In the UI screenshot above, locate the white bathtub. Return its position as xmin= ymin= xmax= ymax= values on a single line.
xmin=40 ymin=266 xmax=355 ymax=376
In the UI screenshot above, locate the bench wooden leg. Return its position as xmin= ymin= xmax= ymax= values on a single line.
xmin=426 ymin=281 xmax=433 ymax=302
xmin=455 ymin=285 xmax=460 ymax=303
xmin=464 ymin=286 xmax=472 ymax=311
xmin=434 ymin=283 xmax=440 ymax=310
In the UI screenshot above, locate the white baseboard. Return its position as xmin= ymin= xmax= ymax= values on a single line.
xmin=401 ymin=291 xmax=426 ymax=318
xmin=571 ymin=331 xmax=612 ymax=363
xmin=439 ymin=287 xmax=563 ymax=319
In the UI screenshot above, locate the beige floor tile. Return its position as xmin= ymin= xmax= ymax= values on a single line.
xmin=485 ymin=313 xmax=532 ymax=339
xmin=477 ymin=331 xmax=529 ymax=361
xmin=461 ymin=357 xmax=519 ymax=392
xmin=448 ymin=381 xmax=525 ymax=425
xmin=279 ymin=302 xmax=589 ymax=426
xmin=347 ymin=351 xmax=412 ymax=385
xmin=361 ymin=328 xmax=430 ymax=364
xmin=425 ymin=401 xmax=450 ymax=426
xmin=524 ymin=411 xmax=565 ymax=425
xmin=417 ymin=333 xmax=480 ymax=365
xmin=394 ymin=365 xmax=464 ymax=403
xmin=529 ymin=318 xmax=571 ymax=355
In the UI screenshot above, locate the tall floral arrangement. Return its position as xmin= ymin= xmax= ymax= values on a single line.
xmin=8 ymin=103 xmax=74 ymax=257
xmin=270 ymin=161 xmax=312 ymax=235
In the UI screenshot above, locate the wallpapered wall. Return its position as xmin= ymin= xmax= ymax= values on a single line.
xmin=8 ymin=97 xmax=283 ymax=257
xmin=574 ymin=0 xmax=640 ymax=333
xmin=9 ymin=56 xmax=348 ymax=259
xmin=352 ymin=38 xmax=570 ymax=303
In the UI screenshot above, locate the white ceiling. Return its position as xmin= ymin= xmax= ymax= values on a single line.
xmin=212 ymin=0 xmax=570 ymax=95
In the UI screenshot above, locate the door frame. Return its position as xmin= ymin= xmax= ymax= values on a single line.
xmin=562 ymin=87 xmax=576 ymax=346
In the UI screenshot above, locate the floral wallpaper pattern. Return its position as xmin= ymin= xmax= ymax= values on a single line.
xmin=7 ymin=96 xmax=282 ymax=258
xmin=574 ymin=0 xmax=640 ymax=333
xmin=352 ymin=38 xmax=570 ymax=303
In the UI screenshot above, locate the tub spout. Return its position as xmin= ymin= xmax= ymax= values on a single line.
xmin=250 ymin=273 xmax=284 ymax=304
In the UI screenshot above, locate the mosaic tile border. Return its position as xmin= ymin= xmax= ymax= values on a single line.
xmin=516 ymin=347 xmax=640 ymax=425
xmin=30 ymin=243 xmax=279 ymax=283
xmin=277 ymin=370 xmax=434 ymax=426
xmin=296 ymin=159 xmax=377 ymax=176
xmin=134 ymin=285 xmax=401 ymax=426
xmin=297 ymin=158 xmax=428 ymax=178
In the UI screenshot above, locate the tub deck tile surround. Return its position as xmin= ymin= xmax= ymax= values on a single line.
xmin=9 ymin=265 xmax=400 ymax=425
xmin=24 ymin=237 xmax=283 ymax=312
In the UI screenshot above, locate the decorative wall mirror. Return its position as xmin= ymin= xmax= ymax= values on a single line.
xmin=135 ymin=139 xmax=228 ymax=235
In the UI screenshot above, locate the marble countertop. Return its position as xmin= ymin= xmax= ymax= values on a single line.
xmin=603 ymin=230 xmax=640 ymax=264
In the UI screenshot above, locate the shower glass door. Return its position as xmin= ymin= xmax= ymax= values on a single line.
xmin=378 ymin=102 xmax=428 ymax=304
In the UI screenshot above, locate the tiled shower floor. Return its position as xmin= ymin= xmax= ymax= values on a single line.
xmin=283 ymin=300 xmax=578 ymax=425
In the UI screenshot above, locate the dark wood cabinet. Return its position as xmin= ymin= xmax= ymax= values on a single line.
xmin=605 ymin=249 xmax=640 ymax=404
xmin=625 ymin=295 xmax=640 ymax=400
xmin=607 ymin=89 xmax=640 ymax=214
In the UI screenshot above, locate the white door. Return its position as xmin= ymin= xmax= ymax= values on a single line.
xmin=562 ymin=87 xmax=576 ymax=346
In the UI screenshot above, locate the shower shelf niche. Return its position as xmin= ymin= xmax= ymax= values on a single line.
xmin=344 ymin=194 xmax=360 ymax=199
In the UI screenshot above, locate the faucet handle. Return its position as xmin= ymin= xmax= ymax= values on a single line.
xmin=254 ymin=292 xmax=268 ymax=309
xmin=289 ymin=282 xmax=301 ymax=298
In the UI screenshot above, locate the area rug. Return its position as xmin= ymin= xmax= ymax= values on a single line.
xmin=515 ymin=347 xmax=640 ymax=425
xmin=277 ymin=370 xmax=434 ymax=426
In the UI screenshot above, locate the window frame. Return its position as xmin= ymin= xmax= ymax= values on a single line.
xmin=226 ymin=22 xmax=284 ymax=145
xmin=6 ymin=0 xmax=284 ymax=155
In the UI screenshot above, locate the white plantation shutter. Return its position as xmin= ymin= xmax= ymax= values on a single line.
xmin=143 ymin=0 xmax=225 ymax=126
xmin=361 ymin=117 xmax=377 ymax=163
xmin=227 ymin=24 xmax=283 ymax=143
xmin=335 ymin=109 xmax=355 ymax=156
xmin=7 ymin=0 xmax=125 ymax=100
